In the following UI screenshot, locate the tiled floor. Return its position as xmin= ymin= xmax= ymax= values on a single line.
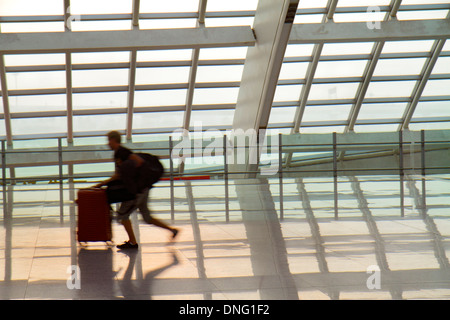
xmin=0 ymin=175 xmax=449 ymax=299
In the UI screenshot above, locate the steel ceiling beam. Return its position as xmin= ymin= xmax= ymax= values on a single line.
xmin=180 ymin=0 xmax=208 ymax=174
xmin=5 ymin=50 xmax=450 ymax=73
xmin=346 ymin=42 xmax=385 ymax=132
xmin=400 ymin=11 xmax=450 ymax=131
xmin=0 ymin=27 xmax=256 ymax=54
xmin=132 ymin=0 xmax=140 ymax=27
xmin=286 ymin=0 xmax=335 ymax=167
xmin=233 ymin=0 xmax=299 ymax=133
xmin=400 ymin=38 xmax=446 ymax=131
xmin=346 ymin=0 xmax=401 ymax=133
xmin=0 ymin=54 xmax=13 ymax=146
xmin=125 ymin=0 xmax=141 ymax=140
xmin=1 ymin=4 xmax=448 ymax=23
xmin=65 ymin=52 xmax=73 ymax=143
xmin=183 ymin=0 xmax=208 ymax=132
xmin=289 ymin=19 xmax=450 ymax=44
xmin=64 ymin=0 xmax=74 ymax=143
xmin=231 ymin=0 xmax=299 ymax=177
xmin=126 ymin=50 xmax=137 ymax=141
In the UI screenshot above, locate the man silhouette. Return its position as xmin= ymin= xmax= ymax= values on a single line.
xmin=94 ymin=131 xmax=179 ymax=249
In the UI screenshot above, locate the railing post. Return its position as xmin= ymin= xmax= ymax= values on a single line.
xmin=58 ymin=138 xmax=64 ymax=221
xmin=421 ymin=129 xmax=426 ymax=213
xmin=223 ymin=134 xmax=229 ymax=222
xmin=2 ymin=140 xmax=7 ymax=219
xmin=279 ymin=133 xmax=284 ymax=220
xmin=169 ymin=136 xmax=175 ymax=221
xmin=333 ymin=132 xmax=338 ymax=220
xmin=399 ymin=130 xmax=405 ymax=217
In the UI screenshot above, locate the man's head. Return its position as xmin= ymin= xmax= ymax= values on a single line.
xmin=107 ymin=130 xmax=121 ymax=150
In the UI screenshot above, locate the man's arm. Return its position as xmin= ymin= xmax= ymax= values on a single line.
xmin=92 ymin=153 xmax=143 ymax=188
xmin=92 ymin=172 xmax=120 ymax=188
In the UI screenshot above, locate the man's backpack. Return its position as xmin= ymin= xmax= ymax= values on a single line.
xmin=135 ymin=152 xmax=164 ymax=189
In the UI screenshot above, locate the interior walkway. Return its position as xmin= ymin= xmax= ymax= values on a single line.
xmin=0 ymin=175 xmax=449 ymax=299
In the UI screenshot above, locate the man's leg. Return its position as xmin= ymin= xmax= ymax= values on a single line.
xmin=121 ymin=219 xmax=137 ymax=245
xmin=117 ymin=198 xmax=139 ymax=248
xmin=138 ymin=188 xmax=179 ymax=239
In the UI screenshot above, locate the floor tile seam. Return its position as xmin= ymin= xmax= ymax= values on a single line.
xmin=23 ymin=203 xmax=46 ymax=299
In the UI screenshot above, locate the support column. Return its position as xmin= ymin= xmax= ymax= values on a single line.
xmin=231 ymin=0 xmax=299 ymax=174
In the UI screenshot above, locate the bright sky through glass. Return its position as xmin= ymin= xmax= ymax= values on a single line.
xmin=0 ymin=0 xmax=449 ymax=140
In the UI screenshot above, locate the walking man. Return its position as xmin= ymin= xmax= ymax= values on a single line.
xmin=94 ymin=131 xmax=179 ymax=249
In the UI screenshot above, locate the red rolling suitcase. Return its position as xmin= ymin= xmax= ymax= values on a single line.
xmin=76 ymin=188 xmax=112 ymax=243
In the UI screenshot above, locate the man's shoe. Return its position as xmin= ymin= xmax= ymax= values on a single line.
xmin=117 ymin=241 xmax=139 ymax=250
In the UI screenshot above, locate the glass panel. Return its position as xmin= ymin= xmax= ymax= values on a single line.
xmin=294 ymin=14 xmax=324 ymax=24
xmin=199 ymin=47 xmax=248 ymax=60
xmin=73 ymin=92 xmax=127 ymax=110
xmin=193 ymin=88 xmax=239 ymax=105
xmin=279 ymin=62 xmax=309 ymax=80
xmin=136 ymin=67 xmax=190 ymax=85
xmin=383 ymin=40 xmax=435 ymax=53
xmin=268 ymin=107 xmax=296 ymax=125
xmin=413 ymin=101 xmax=450 ymax=119
xmin=133 ymin=111 xmax=183 ymax=130
xmin=397 ymin=10 xmax=449 ymax=21
xmin=308 ymin=83 xmax=360 ymax=100
xmin=402 ymin=0 xmax=450 ymax=3
xmin=443 ymin=39 xmax=450 ymax=51
xmin=432 ymin=56 xmax=450 ymax=74
xmin=72 ymin=69 xmax=129 ymax=87
xmin=1 ymin=22 xmax=65 ymax=33
xmin=322 ymin=42 xmax=375 ymax=56
xmin=422 ymin=79 xmax=450 ymax=96
xmin=284 ymin=44 xmax=315 ymax=57
xmin=13 ymin=138 xmax=61 ymax=149
xmin=374 ymin=58 xmax=426 ymax=76
xmin=0 ymin=93 xmax=4 ymax=136
xmin=354 ymin=124 xmax=399 ymax=132
xmin=4 ymin=54 xmax=65 ymax=67
xmin=0 ymin=119 xmax=5 ymax=137
xmin=409 ymin=122 xmax=450 ymax=131
xmin=7 ymin=71 xmax=66 ymax=90
xmin=274 ymin=85 xmax=302 ymax=102
xmin=140 ymin=19 xmax=197 ymax=30
xmin=1 ymin=0 xmax=63 ymax=16
xmin=334 ymin=12 xmax=386 ymax=23
xmin=12 ymin=117 xmax=66 ymax=135
xmin=73 ymin=114 xmax=126 ymax=132
xmin=196 ymin=65 xmax=244 ymax=83
xmin=301 ymin=126 xmax=345 ymax=133
xmin=315 ymin=60 xmax=368 ymax=78
xmin=298 ymin=0 xmax=329 ymax=9
xmin=137 ymin=49 xmax=192 ymax=62
xmin=190 ymin=110 xmax=235 ymax=127
xmin=365 ymin=81 xmax=417 ymax=98
xmin=74 ymin=162 xmax=114 ymax=175
xmin=358 ymin=103 xmax=408 ymax=120
xmin=337 ymin=0 xmax=391 ymax=6
xmin=9 ymin=94 xmax=66 ymax=112
xmin=205 ymin=17 xmax=254 ymax=27
xmin=206 ymin=0 xmax=258 ymax=11
xmin=15 ymin=165 xmax=59 ymax=179
xmin=134 ymin=89 xmax=187 ymax=107
xmin=70 ymin=20 xmax=132 ymax=32
xmin=303 ymin=105 xmax=352 ymax=122
xmin=71 ymin=0 xmax=132 ymax=14
xmin=72 ymin=52 xmax=130 ymax=64
xmin=140 ymin=0 xmax=199 ymax=13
